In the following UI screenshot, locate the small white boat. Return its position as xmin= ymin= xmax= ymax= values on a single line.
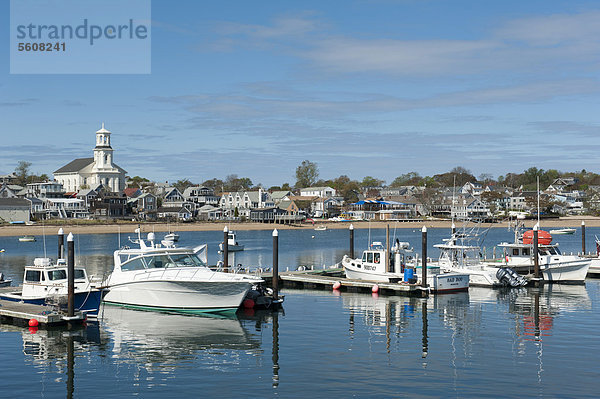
xmin=219 ymin=231 xmax=244 ymax=252
xmin=0 ymin=272 xmax=11 ymax=287
xmin=549 ymin=228 xmax=576 ymax=235
xmin=314 ymin=225 xmax=327 ymax=231
xmin=103 ymin=229 xmax=262 ymax=314
xmin=0 ymin=258 xmax=102 ymax=316
xmin=487 ymin=227 xmax=590 ymax=283
xmin=342 ymin=242 xmax=469 ymax=293
xmin=164 ymin=232 xmax=180 ymax=242
xmin=18 ymin=235 xmax=36 ymax=242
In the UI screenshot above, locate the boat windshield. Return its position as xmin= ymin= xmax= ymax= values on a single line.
xmin=48 ymin=269 xmax=67 ymax=280
xmin=145 ymin=253 xmax=207 ymax=269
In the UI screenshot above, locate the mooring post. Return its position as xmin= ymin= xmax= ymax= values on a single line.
xmin=58 ymin=228 xmax=64 ymax=260
xmin=386 ymin=224 xmax=391 ymax=272
xmin=272 ymin=229 xmax=279 ymax=300
xmin=349 ymin=224 xmax=354 ymax=259
xmin=582 ymin=220 xmax=586 ymax=255
xmin=533 ymin=224 xmax=540 ymax=279
xmin=67 ymin=233 xmax=75 ymax=318
xmin=421 ymin=226 xmax=428 ymax=289
xmin=223 ymin=226 xmax=229 ymax=273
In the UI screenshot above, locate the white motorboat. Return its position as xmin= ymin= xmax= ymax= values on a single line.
xmin=487 ymin=226 xmax=590 ymax=283
xmin=0 ymin=257 xmax=102 ymax=316
xmin=219 ymin=230 xmax=244 ymax=252
xmin=549 ymin=228 xmax=576 ymax=235
xmin=103 ymin=230 xmax=262 ymax=314
xmin=341 ymin=242 xmax=469 ymax=293
xmin=433 ymin=240 xmax=527 ymax=288
xmin=314 ymin=225 xmax=327 ymax=231
xmin=18 ymin=235 xmax=36 ymax=242
xmin=164 ymin=231 xmax=180 ymax=242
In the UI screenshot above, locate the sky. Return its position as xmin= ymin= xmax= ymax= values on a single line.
xmin=2 ymin=0 xmax=600 ymax=188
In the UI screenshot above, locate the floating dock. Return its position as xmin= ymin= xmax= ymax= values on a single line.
xmin=0 ymin=290 xmax=86 ymax=327
xmin=258 ymin=268 xmax=429 ymax=297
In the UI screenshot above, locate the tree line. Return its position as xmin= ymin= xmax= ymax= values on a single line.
xmin=10 ymin=160 xmax=600 ymax=201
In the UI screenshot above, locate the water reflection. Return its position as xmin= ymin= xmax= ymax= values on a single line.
xmin=99 ymin=305 xmax=262 ymax=369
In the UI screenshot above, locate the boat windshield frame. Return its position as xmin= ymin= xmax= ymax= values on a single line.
xmin=120 ymin=251 xmax=208 ymax=271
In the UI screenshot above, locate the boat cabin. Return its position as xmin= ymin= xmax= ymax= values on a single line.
xmin=21 ymin=258 xmax=89 ymax=298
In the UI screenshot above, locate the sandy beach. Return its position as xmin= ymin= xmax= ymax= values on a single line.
xmin=0 ymin=216 xmax=598 ymax=237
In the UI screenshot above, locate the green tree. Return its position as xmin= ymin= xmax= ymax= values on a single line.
xmin=173 ymin=178 xmax=193 ymax=193
xmin=360 ymin=176 xmax=385 ymax=187
xmin=295 ymin=160 xmax=319 ymax=188
xmin=14 ymin=161 xmax=31 ymax=185
xmin=391 ymin=172 xmax=422 ymax=187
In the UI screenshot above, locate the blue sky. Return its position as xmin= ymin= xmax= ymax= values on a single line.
xmin=2 ymin=0 xmax=600 ymax=187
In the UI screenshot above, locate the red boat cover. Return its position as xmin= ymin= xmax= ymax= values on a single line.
xmin=522 ymin=230 xmax=552 ymax=245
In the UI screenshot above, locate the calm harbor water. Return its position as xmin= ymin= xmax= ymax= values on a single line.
xmin=1 ymin=226 xmax=599 ymax=398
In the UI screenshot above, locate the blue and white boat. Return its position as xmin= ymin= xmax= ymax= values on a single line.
xmin=0 ymin=257 xmax=102 ymax=317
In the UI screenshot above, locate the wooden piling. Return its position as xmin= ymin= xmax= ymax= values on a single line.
xmin=582 ymin=220 xmax=586 ymax=255
xmin=349 ymin=224 xmax=354 ymax=259
xmin=421 ymin=226 xmax=428 ymax=289
xmin=386 ymin=224 xmax=391 ymax=273
xmin=67 ymin=233 xmax=74 ymax=318
xmin=58 ymin=228 xmax=64 ymax=260
xmin=533 ymin=225 xmax=540 ymax=279
xmin=272 ymin=229 xmax=279 ymax=300
xmin=223 ymin=226 xmax=229 ymax=273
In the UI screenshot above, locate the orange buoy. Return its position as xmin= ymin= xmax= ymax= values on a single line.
xmin=28 ymin=319 xmax=39 ymax=327
xmin=372 ymin=284 xmax=379 ymax=293
xmin=243 ymin=299 xmax=255 ymax=309
xmin=332 ymin=281 xmax=341 ymax=290
xmin=522 ymin=230 xmax=552 ymax=245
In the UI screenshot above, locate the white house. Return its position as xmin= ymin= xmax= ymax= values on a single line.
xmin=54 ymin=124 xmax=127 ymax=193
xmin=300 ymin=186 xmax=336 ymax=198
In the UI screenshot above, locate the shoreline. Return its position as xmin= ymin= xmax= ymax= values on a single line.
xmin=0 ymin=216 xmax=599 ymax=237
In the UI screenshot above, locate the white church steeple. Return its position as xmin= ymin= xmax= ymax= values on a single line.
xmin=94 ymin=122 xmax=113 ymax=168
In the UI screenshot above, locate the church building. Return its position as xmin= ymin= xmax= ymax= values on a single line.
xmin=54 ymin=124 xmax=127 ymax=193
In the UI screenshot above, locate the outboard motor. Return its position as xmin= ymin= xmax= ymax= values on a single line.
xmin=496 ymin=267 xmax=528 ymax=287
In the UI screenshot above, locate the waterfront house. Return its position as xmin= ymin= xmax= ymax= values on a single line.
xmin=183 ymin=186 xmax=220 ymax=206
xmin=299 ymin=186 xmax=336 ymax=198
xmin=0 ymin=198 xmax=32 ymax=223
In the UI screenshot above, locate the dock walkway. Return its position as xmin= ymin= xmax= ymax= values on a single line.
xmin=257 ymin=268 xmax=429 ymax=297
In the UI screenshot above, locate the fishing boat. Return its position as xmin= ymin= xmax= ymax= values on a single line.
xmin=0 ymin=257 xmax=102 ymax=316
xmin=488 ymin=225 xmax=590 ymax=283
xmin=434 ymin=240 xmax=527 ymax=288
xmin=18 ymin=235 xmax=36 ymax=242
xmin=549 ymin=228 xmax=576 ymax=235
xmin=102 ymin=229 xmax=262 ymax=314
xmin=219 ymin=230 xmax=244 ymax=252
xmin=341 ymin=241 xmax=469 ymax=293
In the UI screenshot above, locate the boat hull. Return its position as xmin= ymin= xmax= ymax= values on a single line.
xmin=342 ymin=259 xmax=468 ymax=293
xmin=541 ymin=260 xmax=590 ymax=283
xmin=102 ymin=280 xmax=253 ymax=314
xmin=0 ymin=289 xmax=102 ymax=316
